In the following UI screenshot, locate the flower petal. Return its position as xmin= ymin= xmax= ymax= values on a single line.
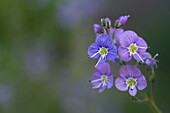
xmin=115 ymin=76 xmax=128 ymax=91
xmin=119 ymin=30 xmax=138 ymax=48
xmin=109 ymin=27 xmax=114 ymax=38
xmin=135 ymin=37 xmax=147 ymax=52
xmin=96 ymin=62 xmax=110 ymax=75
xmin=129 ymin=86 xmax=137 ymax=96
xmin=88 ymin=43 xmax=100 ymax=59
xmin=107 ymin=45 xmax=117 ymax=61
xmin=107 ymin=73 xmax=113 ymax=89
xmin=119 ymin=65 xmax=141 ymax=79
xmin=91 ymin=72 xmax=102 ymax=88
xmin=118 ymin=47 xmax=131 ymax=62
xmin=96 ymin=34 xmax=113 ymax=48
xmin=114 ymin=28 xmax=124 ymax=46
xmin=98 ymin=86 xmax=106 ymax=93
xmin=137 ymin=75 xmax=147 ymax=90
xmin=139 ymin=52 xmax=152 ymax=59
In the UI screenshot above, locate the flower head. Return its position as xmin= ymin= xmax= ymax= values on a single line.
xmin=91 ymin=63 xmax=113 ymax=93
xmin=140 ymin=52 xmax=159 ymax=68
xmin=115 ymin=65 xmax=147 ymax=96
xmin=88 ymin=34 xmax=117 ymax=67
xmin=118 ymin=30 xmax=148 ymax=62
xmin=115 ymin=15 xmax=130 ymax=28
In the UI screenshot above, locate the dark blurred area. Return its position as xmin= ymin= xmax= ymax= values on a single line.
xmin=0 ymin=0 xmax=169 ymax=113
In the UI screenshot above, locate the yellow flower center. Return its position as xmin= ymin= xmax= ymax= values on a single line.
xmin=99 ymin=47 xmax=108 ymax=56
xmin=129 ymin=44 xmax=138 ymax=54
xmin=126 ymin=78 xmax=137 ymax=87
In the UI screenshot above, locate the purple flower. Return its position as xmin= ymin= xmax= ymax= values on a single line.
xmin=88 ymin=34 xmax=117 ymax=67
xmin=91 ymin=63 xmax=113 ymax=93
xmin=118 ymin=30 xmax=148 ymax=62
xmin=140 ymin=52 xmax=159 ymax=68
xmin=115 ymin=15 xmax=130 ymax=28
xmin=115 ymin=65 xmax=147 ymax=96
xmin=94 ymin=24 xmax=104 ymax=34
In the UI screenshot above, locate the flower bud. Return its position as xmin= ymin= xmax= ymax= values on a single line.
xmin=115 ymin=15 xmax=130 ymax=28
xmin=101 ymin=17 xmax=111 ymax=28
xmin=94 ymin=24 xmax=104 ymax=34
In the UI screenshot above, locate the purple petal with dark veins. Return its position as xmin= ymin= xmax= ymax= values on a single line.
xmin=119 ymin=30 xmax=139 ymax=48
xmin=115 ymin=76 xmax=127 ymax=91
xmin=96 ymin=62 xmax=110 ymax=75
xmin=118 ymin=47 xmax=131 ymax=62
xmin=88 ymin=43 xmax=100 ymax=59
xmin=137 ymin=75 xmax=147 ymax=90
xmin=119 ymin=65 xmax=141 ymax=79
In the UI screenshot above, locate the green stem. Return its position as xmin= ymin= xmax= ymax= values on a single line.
xmin=140 ymin=91 xmax=161 ymax=113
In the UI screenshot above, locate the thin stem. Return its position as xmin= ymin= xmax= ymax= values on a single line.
xmin=151 ymin=67 xmax=156 ymax=103
xmin=112 ymin=27 xmax=116 ymax=38
xmin=140 ymin=90 xmax=161 ymax=113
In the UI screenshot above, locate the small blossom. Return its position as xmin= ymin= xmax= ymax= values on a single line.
xmin=91 ymin=63 xmax=113 ymax=93
xmin=115 ymin=65 xmax=147 ymax=96
xmin=118 ymin=30 xmax=148 ymax=62
xmin=88 ymin=34 xmax=117 ymax=67
xmin=115 ymin=15 xmax=130 ymax=28
xmin=140 ymin=52 xmax=159 ymax=68
xmin=94 ymin=24 xmax=104 ymax=34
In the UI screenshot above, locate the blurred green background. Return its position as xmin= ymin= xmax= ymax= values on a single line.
xmin=0 ymin=0 xmax=169 ymax=113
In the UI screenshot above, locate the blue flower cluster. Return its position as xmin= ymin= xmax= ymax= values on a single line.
xmin=88 ymin=16 xmax=158 ymax=96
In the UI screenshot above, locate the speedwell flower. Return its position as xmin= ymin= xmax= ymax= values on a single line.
xmin=140 ymin=52 xmax=159 ymax=68
xmin=88 ymin=34 xmax=117 ymax=67
xmin=115 ymin=65 xmax=147 ymax=96
xmin=91 ymin=63 xmax=113 ymax=93
xmin=115 ymin=15 xmax=130 ymax=28
xmin=118 ymin=30 xmax=148 ymax=62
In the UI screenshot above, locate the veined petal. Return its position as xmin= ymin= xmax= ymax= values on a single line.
xmin=119 ymin=65 xmax=141 ymax=79
xmin=135 ymin=37 xmax=147 ymax=52
xmin=91 ymin=72 xmax=102 ymax=88
xmin=107 ymin=45 xmax=117 ymax=61
xmin=119 ymin=30 xmax=138 ymax=48
xmin=96 ymin=34 xmax=113 ymax=48
xmin=98 ymin=86 xmax=106 ymax=93
xmin=114 ymin=28 xmax=124 ymax=46
xmin=139 ymin=52 xmax=152 ymax=59
xmin=137 ymin=75 xmax=147 ymax=90
xmin=96 ymin=62 xmax=110 ymax=75
xmin=115 ymin=76 xmax=128 ymax=91
xmin=107 ymin=73 xmax=113 ymax=89
xmin=118 ymin=47 xmax=131 ymax=62
xmin=88 ymin=43 xmax=100 ymax=59
xmin=129 ymin=86 xmax=137 ymax=96
xmin=109 ymin=27 xmax=114 ymax=38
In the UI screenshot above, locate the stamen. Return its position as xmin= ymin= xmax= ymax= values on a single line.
xmin=137 ymin=46 xmax=148 ymax=49
xmin=153 ymin=53 xmax=159 ymax=59
xmin=90 ymin=51 xmax=100 ymax=58
xmin=93 ymin=82 xmax=102 ymax=89
xmin=91 ymin=79 xmax=102 ymax=83
xmin=135 ymin=53 xmax=144 ymax=62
